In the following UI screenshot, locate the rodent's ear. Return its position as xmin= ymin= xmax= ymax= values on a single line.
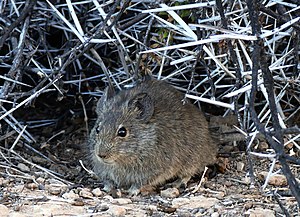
xmin=128 ymin=93 xmax=154 ymax=122
xmin=104 ymin=85 xmax=116 ymax=100
xmin=96 ymin=86 xmax=115 ymax=113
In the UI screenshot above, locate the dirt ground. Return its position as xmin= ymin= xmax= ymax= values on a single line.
xmin=0 ymin=100 xmax=299 ymax=217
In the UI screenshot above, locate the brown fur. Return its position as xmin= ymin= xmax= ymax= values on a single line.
xmin=88 ymin=79 xmax=217 ymax=193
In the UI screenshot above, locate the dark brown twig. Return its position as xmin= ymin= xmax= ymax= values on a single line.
xmin=247 ymin=0 xmax=300 ymax=207
xmin=0 ymin=0 xmax=37 ymax=49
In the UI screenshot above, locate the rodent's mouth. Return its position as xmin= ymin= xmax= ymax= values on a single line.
xmin=101 ymin=159 xmax=115 ymax=165
xmin=95 ymin=154 xmax=115 ymax=165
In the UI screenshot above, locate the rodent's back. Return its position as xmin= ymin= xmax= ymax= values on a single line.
xmin=140 ymin=80 xmax=216 ymax=169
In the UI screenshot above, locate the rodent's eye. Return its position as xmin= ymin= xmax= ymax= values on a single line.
xmin=117 ymin=127 xmax=127 ymax=137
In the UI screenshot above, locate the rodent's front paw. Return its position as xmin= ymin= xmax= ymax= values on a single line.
xmin=102 ymin=181 xmax=114 ymax=193
xmin=167 ymin=176 xmax=191 ymax=189
xmin=126 ymin=185 xmax=141 ymax=196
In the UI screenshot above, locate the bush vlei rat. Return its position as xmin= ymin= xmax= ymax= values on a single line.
xmin=88 ymin=79 xmax=217 ymax=194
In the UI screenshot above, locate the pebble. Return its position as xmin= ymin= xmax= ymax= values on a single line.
xmin=258 ymin=172 xmax=287 ymax=186
xmin=172 ymin=198 xmax=190 ymax=208
xmin=36 ymin=177 xmax=45 ymax=184
xmin=0 ymin=204 xmax=9 ymax=217
xmin=224 ymin=180 xmax=232 ymax=187
xmin=17 ymin=163 xmax=30 ymax=172
xmin=79 ymin=188 xmax=93 ymax=199
xmin=176 ymin=210 xmax=192 ymax=217
xmin=71 ymin=198 xmax=85 ymax=206
xmin=108 ymin=205 xmax=126 ymax=216
xmin=62 ymin=190 xmax=79 ymax=200
xmin=47 ymin=185 xmax=61 ymax=195
xmin=92 ymin=188 xmax=103 ymax=197
xmin=211 ymin=212 xmax=219 ymax=217
xmin=7 ymin=213 xmax=26 ymax=217
xmin=112 ymin=198 xmax=132 ymax=205
xmin=26 ymin=182 xmax=38 ymax=190
xmin=160 ymin=188 xmax=180 ymax=198
xmin=245 ymin=208 xmax=275 ymax=217
xmin=182 ymin=195 xmax=219 ymax=209
xmin=258 ymin=142 xmax=269 ymax=151
xmin=236 ymin=162 xmax=245 ymax=171
xmin=103 ymin=195 xmax=114 ymax=202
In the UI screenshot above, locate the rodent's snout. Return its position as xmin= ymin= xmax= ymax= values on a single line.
xmin=98 ymin=152 xmax=109 ymax=159
xmin=95 ymin=149 xmax=115 ymax=164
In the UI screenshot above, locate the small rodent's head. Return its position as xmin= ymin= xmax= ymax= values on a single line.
xmin=90 ymin=85 xmax=156 ymax=165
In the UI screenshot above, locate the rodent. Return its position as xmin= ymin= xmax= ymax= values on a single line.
xmin=88 ymin=79 xmax=217 ymax=194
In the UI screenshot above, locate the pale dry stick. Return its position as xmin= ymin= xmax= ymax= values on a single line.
xmin=2 ymin=114 xmax=34 ymax=143
xmin=260 ymin=17 xmax=300 ymax=38
xmin=200 ymin=72 xmax=227 ymax=97
xmin=148 ymin=13 xmax=192 ymax=40
xmin=250 ymin=152 xmax=277 ymax=158
xmin=234 ymin=45 xmax=245 ymax=72
xmin=142 ymin=2 xmax=216 ymax=13
xmin=0 ymin=15 xmax=29 ymax=98
xmin=170 ymin=56 xmax=195 ymax=65
xmin=79 ymin=160 xmax=95 ymax=175
xmin=9 ymin=149 xmax=73 ymax=185
xmin=191 ymin=166 xmax=209 ymax=194
xmin=159 ymin=3 xmax=197 ymax=40
xmin=0 ymin=75 xmax=32 ymax=87
xmin=203 ymin=45 xmax=236 ymax=78
xmin=30 ymin=58 xmax=63 ymax=95
xmin=0 ymin=164 xmax=36 ymax=182
xmin=46 ymin=0 xmax=85 ymax=42
xmin=46 ymin=130 xmax=66 ymax=144
xmin=0 ymin=148 xmax=37 ymax=184
xmin=66 ymin=0 xmax=84 ymax=36
xmin=197 ymin=8 xmax=244 ymax=24
xmin=189 ymin=23 xmax=240 ymax=35
xmin=223 ymin=79 xmax=264 ymax=98
xmin=258 ymin=83 xmax=287 ymax=130
xmin=116 ymin=45 xmax=130 ymax=75
xmin=23 ymin=119 xmax=57 ymax=129
xmin=78 ymin=95 xmax=89 ymax=134
xmin=10 ymin=0 xmax=20 ymax=16
xmin=186 ymin=94 xmax=234 ymax=111
xmin=90 ymin=48 xmax=121 ymax=90
xmin=238 ymin=39 xmax=253 ymax=69
xmin=92 ymin=0 xmax=126 ymax=50
xmin=9 ymin=125 xmax=27 ymax=151
xmin=284 ymin=134 xmax=300 ymax=150
xmin=262 ymin=157 xmax=277 ymax=190
xmin=157 ymin=32 xmax=171 ymax=80
xmin=0 ymin=76 xmax=61 ymax=121
xmin=265 ymin=44 xmax=293 ymax=82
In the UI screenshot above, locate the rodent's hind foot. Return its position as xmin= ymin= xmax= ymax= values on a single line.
xmin=168 ymin=176 xmax=191 ymax=189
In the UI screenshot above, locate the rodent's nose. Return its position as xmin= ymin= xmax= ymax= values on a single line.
xmin=98 ymin=153 xmax=108 ymax=159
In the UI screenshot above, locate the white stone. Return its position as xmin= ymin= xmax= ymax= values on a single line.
xmin=258 ymin=172 xmax=287 ymax=186
xmin=79 ymin=188 xmax=93 ymax=199
xmin=112 ymin=198 xmax=132 ymax=205
xmin=62 ymin=190 xmax=79 ymax=200
xmin=92 ymin=187 xmax=103 ymax=197
xmin=108 ymin=205 xmax=126 ymax=216
xmin=172 ymin=198 xmax=190 ymax=208
xmin=17 ymin=163 xmax=30 ymax=172
xmin=160 ymin=188 xmax=180 ymax=198
xmin=0 ymin=204 xmax=9 ymax=217
xmin=245 ymin=208 xmax=275 ymax=217
xmin=181 ymin=195 xmax=218 ymax=209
